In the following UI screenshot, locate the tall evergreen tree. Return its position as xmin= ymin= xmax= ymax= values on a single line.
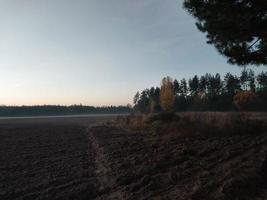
xmin=189 ymin=75 xmax=199 ymax=96
xmin=224 ymin=73 xmax=241 ymax=95
xmin=257 ymin=71 xmax=267 ymax=90
xmin=173 ymin=79 xmax=180 ymax=95
xmin=183 ymin=0 xmax=267 ymax=65
xmin=206 ymin=73 xmax=222 ymax=99
xmin=240 ymin=69 xmax=249 ymax=90
xmin=184 ymin=0 xmax=267 ymax=65
xmin=248 ymin=69 xmax=256 ymax=92
xmin=180 ymin=78 xmax=188 ymax=97
xmin=199 ymin=75 xmax=207 ymax=94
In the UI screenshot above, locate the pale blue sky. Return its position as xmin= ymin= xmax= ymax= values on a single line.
xmin=0 ymin=0 xmax=265 ymax=106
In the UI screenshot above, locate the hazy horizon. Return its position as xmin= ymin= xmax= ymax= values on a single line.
xmin=0 ymin=0 xmax=265 ymax=106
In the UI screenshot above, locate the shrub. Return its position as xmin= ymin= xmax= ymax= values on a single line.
xmin=233 ymin=91 xmax=259 ymax=111
xmin=145 ymin=113 xmax=179 ymax=123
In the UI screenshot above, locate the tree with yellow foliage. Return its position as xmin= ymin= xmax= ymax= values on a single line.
xmin=160 ymin=76 xmax=175 ymax=112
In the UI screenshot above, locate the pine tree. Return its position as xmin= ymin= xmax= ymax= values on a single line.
xmin=183 ymin=0 xmax=267 ymax=66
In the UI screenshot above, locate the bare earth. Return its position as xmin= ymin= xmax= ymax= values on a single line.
xmin=0 ymin=115 xmax=266 ymax=200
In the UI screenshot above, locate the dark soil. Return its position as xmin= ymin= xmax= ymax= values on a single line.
xmin=0 ymin=117 xmax=267 ymax=200
xmin=0 ymin=124 xmax=97 ymax=200
xmin=89 ymin=126 xmax=267 ymax=200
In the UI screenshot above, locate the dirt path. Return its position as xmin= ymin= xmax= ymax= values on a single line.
xmin=87 ymin=126 xmax=128 ymax=200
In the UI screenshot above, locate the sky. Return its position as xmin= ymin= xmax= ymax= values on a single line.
xmin=0 ymin=0 xmax=265 ymax=106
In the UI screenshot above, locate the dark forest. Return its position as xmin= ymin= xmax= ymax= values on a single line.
xmin=133 ymin=70 xmax=267 ymax=113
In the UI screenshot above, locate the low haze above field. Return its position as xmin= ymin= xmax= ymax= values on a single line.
xmin=0 ymin=0 xmax=265 ymax=106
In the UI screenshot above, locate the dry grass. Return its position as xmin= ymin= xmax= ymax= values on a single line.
xmin=115 ymin=112 xmax=267 ymax=137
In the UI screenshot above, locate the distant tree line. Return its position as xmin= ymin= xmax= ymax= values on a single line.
xmin=133 ymin=70 xmax=267 ymax=113
xmin=0 ymin=105 xmax=131 ymax=117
